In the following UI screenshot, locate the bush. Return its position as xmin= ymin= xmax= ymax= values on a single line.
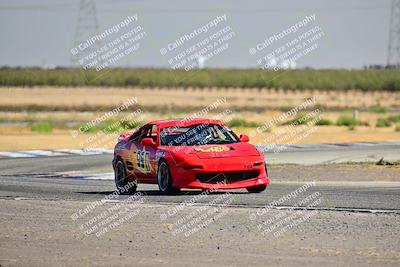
xmin=388 ymin=115 xmax=400 ymax=123
xmin=368 ymin=107 xmax=387 ymax=113
xmin=383 ymin=79 xmax=400 ymax=91
xmin=31 ymin=121 xmax=53 ymax=133
xmin=227 ymin=118 xmax=261 ymax=128
xmin=78 ymin=121 xmax=114 ymax=133
xmin=315 ymin=118 xmax=333 ymax=126
xmin=291 ymin=113 xmax=311 ymax=125
xmin=375 ymin=118 xmax=392 ymax=127
xmin=281 ymin=113 xmax=312 ymax=126
xmin=120 ymin=120 xmax=142 ymax=130
xmin=395 ymin=124 xmax=400 ymax=132
xmin=336 ymin=115 xmax=354 ymax=126
xmin=78 ymin=120 xmax=143 ymax=133
xmin=336 ymin=115 xmax=367 ymax=127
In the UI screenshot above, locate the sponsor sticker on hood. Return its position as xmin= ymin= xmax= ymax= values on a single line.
xmin=194 ymin=145 xmax=230 ymax=153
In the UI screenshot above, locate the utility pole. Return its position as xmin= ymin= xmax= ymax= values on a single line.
xmin=72 ymin=0 xmax=100 ymax=65
xmin=388 ymin=0 xmax=400 ymax=69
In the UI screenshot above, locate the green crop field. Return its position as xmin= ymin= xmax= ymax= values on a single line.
xmin=0 ymin=68 xmax=399 ymax=91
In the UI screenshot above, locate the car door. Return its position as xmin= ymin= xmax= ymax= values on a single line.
xmin=138 ymin=124 xmax=158 ymax=183
xmin=126 ymin=125 xmax=150 ymax=181
xmin=128 ymin=124 xmax=158 ymax=183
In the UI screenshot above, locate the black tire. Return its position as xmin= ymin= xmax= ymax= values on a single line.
xmin=246 ymin=185 xmax=267 ymax=193
xmin=157 ymin=160 xmax=180 ymax=194
xmin=114 ymin=159 xmax=137 ymax=194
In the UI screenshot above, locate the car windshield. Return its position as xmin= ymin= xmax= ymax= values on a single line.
xmin=160 ymin=123 xmax=240 ymax=146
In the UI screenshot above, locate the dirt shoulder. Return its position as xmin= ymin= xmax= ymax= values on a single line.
xmin=0 ymin=199 xmax=399 ymax=267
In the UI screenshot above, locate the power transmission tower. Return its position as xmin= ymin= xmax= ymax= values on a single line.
xmin=388 ymin=0 xmax=400 ymax=68
xmin=71 ymin=0 xmax=100 ymax=65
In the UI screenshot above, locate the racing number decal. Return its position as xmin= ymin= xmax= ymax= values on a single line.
xmin=136 ymin=149 xmax=151 ymax=173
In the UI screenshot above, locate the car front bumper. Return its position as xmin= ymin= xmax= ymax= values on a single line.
xmin=168 ymin=156 xmax=270 ymax=190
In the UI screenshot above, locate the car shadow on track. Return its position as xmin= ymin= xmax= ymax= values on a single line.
xmin=78 ymin=190 xmax=249 ymax=196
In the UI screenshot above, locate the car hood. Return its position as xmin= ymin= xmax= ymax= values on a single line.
xmin=187 ymin=142 xmax=260 ymax=159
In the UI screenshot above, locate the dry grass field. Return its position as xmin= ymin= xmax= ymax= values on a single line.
xmin=1 ymin=127 xmax=400 ymax=151
xmin=0 ymin=86 xmax=399 ymax=151
xmin=1 ymin=87 xmax=400 ymax=111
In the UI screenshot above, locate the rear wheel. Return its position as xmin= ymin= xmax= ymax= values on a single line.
xmin=114 ymin=159 xmax=137 ymax=194
xmin=157 ymin=160 xmax=180 ymax=194
xmin=246 ymin=185 xmax=266 ymax=193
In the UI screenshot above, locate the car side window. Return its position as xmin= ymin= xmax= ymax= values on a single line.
xmin=130 ymin=126 xmax=149 ymax=143
xmin=144 ymin=125 xmax=158 ymax=143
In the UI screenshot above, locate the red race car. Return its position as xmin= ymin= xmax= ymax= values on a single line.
xmin=112 ymin=118 xmax=269 ymax=194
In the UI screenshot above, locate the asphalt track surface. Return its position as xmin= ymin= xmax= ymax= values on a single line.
xmin=259 ymin=141 xmax=400 ymax=164
xmin=1 ymin=146 xmax=400 ymax=266
xmin=0 ymin=153 xmax=399 ymax=212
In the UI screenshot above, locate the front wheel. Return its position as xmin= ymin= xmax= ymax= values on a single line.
xmin=157 ymin=160 xmax=180 ymax=194
xmin=246 ymin=185 xmax=266 ymax=193
xmin=114 ymin=159 xmax=137 ymax=194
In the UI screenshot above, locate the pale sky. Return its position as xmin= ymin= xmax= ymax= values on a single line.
xmin=0 ymin=0 xmax=392 ymax=69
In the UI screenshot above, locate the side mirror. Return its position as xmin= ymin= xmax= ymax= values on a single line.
xmin=141 ymin=138 xmax=156 ymax=147
xmin=239 ymin=134 xmax=249 ymax=142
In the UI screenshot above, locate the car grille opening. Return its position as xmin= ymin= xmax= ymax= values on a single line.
xmin=196 ymin=170 xmax=260 ymax=184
